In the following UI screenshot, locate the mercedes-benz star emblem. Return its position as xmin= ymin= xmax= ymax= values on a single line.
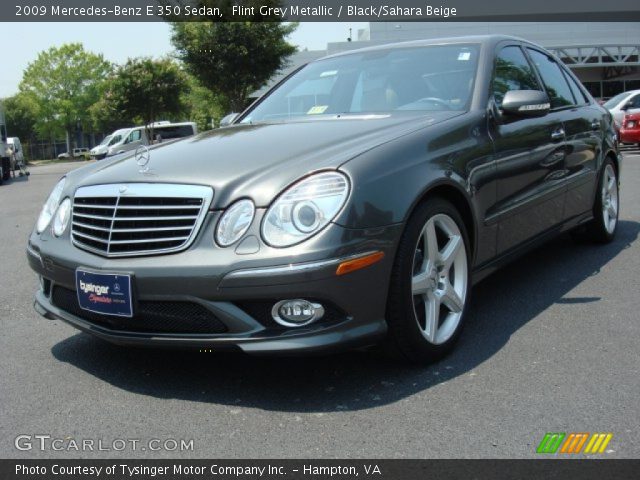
xmin=135 ymin=145 xmax=151 ymax=173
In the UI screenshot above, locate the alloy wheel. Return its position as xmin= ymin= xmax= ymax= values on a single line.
xmin=411 ymin=214 xmax=468 ymax=345
xmin=601 ymin=164 xmax=618 ymax=235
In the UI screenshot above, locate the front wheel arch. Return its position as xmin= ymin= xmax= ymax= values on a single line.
xmin=403 ymin=182 xmax=476 ymax=266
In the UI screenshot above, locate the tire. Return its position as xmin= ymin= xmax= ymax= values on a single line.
xmin=1 ymin=157 xmax=10 ymax=181
xmin=580 ymin=159 xmax=619 ymax=243
xmin=385 ymin=197 xmax=472 ymax=364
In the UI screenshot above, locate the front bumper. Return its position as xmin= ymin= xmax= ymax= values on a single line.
xmin=27 ymin=217 xmax=400 ymax=354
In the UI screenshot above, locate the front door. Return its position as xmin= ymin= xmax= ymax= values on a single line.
xmin=488 ymin=44 xmax=567 ymax=254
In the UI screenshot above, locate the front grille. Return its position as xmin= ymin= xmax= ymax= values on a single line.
xmin=71 ymin=183 xmax=213 ymax=257
xmin=51 ymin=286 xmax=227 ymax=334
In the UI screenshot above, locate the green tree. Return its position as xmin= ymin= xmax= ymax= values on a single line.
xmin=1 ymin=93 xmax=39 ymax=141
xmin=171 ymin=21 xmax=297 ymax=112
xmin=105 ymin=57 xmax=188 ymax=141
xmin=19 ymin=43 xmax=112 ymax=152
xmin=180 ymin=74 xmax=224 ymax=132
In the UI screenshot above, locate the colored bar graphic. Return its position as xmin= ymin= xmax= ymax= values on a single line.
xmin=537 ymin=433 xmax=566 ymax=453
xmin=537 ymin=433 xmax=613 ymax=454
xmin=560 ymin=433 xmax=589 ymax=453
xmin=584 ymin=433 xmax=613 ymax=454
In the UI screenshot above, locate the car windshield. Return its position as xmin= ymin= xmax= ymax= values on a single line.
xmin=98 ymin=135 xmax=112 ymax=146
xmin=603 ymin=91 xmax=632 ymax=109
xmin=108 ymin=131 xmax=129 ymax=145
xmin=241 ymin=44 xmax=480 ymax=124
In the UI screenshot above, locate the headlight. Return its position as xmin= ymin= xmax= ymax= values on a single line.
xmin=52 ymin=198 xmax=71 ymax=237
xmin=36 ymin=178 xmax=66 ymax=233
xmin=262 ymin=172 xmax=350 ymax=247
xmin=216 ymin=199 xmax=255 ymax=247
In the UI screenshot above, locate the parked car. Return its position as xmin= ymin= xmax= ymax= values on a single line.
xmin=102 ymin=122 xmax=198 ymax=158
xmin=57 ymin=148 xmax=89 ymax=160
xmin=619 ymin=109 xmax=640 ymax=147
xmin=27 ymin=36 xmax=620 ymax=363
xmin=602 ymin=89 xmax=640 ymax=129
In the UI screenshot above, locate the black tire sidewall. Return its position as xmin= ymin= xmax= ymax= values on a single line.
xmin=590 ymin=158 xmax=619 ymax=243
xmin=386 ymin=197 xmax=472 ymax=363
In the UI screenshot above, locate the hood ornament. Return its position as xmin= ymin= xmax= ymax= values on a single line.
xmin=135 ymin=145 xmax=151 ymax=173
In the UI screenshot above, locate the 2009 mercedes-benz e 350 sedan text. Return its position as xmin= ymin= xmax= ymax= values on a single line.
xmin=27 ymin=36 xmax=621 ymax=363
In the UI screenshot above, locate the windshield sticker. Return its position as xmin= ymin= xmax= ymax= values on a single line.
xmin=458 ymin=52 xmax=471 ymax=61
xmin=307 ymin=105 xmax=329 ymax=115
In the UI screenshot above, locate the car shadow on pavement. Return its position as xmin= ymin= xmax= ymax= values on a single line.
xmin=51 ymin=220 xmax=639 ymax=413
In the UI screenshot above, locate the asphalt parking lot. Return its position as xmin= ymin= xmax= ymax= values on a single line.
xmin=1 ymin=152 xmax=639 ymax=459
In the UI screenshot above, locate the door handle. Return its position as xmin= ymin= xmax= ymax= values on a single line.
xmin=591 ymin=120 xmax=601 ymax=130
xmin=551 ymin=128 xmax=565 ymax=141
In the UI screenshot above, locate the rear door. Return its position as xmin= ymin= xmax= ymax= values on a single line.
xmin=489 ymin=44 xmax=568 ymax=254
xmin=525 ymin=47 xmax=601 ymax=221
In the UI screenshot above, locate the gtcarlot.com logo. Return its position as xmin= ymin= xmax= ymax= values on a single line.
xmin=15 ymin=435 xmax=194 ymax=452
xmin=536 ymin=432 xmax=613 ymax=454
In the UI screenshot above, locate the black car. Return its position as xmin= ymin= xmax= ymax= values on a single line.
xmin=27 ymin=35 xmax=620 ymax=363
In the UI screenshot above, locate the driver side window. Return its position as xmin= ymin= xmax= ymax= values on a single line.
xmin=126 ymin=130 xmax=141 ymax=144
xmin=493 ymin=46 xmax=542 ymax=108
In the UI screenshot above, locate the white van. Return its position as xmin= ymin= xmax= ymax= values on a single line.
xmin=103 ymin=122 xmax=198 ymax=158
xmin=89 ymin=134 xmax=114 ymax=159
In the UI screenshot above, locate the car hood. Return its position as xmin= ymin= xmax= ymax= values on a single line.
xmin=68 ymin=112 xmax=462 ymax=208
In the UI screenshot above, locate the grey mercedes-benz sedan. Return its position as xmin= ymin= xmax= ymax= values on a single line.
xmin=27 ymin=35 xmax=620 ymax=363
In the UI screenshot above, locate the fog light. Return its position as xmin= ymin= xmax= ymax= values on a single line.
xmin=271 ymin=299 xmax=325 ymax=327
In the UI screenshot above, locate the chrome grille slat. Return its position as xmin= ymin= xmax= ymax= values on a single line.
xmin=109 ymin=236 xmax=190 ymax=245
xmin=72 ymin=203 xmax=116 ymax=209
xmin=111 ymin=226 xmax=194 ymax=233
xmin=72 ymin=230 xmax=109 ymax=244
xmin=71 ymin=184 xmax=213 ymax=258
xmin=114 ymin=205 xmax=202 ymax=210
xmin=73 ymin=212 xmax=114 ymax=221
xmin=72 ymin=221 xmax=111 ymax=232
xmin=112 ymin=215 xmax=199 ymax=221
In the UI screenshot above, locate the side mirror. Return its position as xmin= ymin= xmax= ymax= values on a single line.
xmin=219 ymin=113 xmax=238 ymax=127
xmin=501 ymin=90 xmax=550 ymax=118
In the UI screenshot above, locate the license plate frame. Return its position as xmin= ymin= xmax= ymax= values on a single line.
xmin=75 ymin=269 xmax=133 ymax=318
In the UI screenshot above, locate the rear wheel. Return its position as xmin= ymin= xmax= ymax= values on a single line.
xmin=580 ymin=159 xmax=619 ymax=243
xmin=385 ymin=198 xmax=471 ymax=363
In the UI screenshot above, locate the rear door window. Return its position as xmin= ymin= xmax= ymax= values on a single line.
xmin=527 ymin=48 xmax=576 ymax=109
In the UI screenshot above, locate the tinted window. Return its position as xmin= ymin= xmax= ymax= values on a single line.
xmin=602 ymin=91 xmax=631 ymax=109
xmin=527 ymin=49 xmax=576 ymax=109
xmin=563 ymin=71 xmax=589 ymax=105
xmin=154 ymin=125 xmax=195 ymax=139
xmin=629 ymin=94 xmax=640 ymax=109
xmin=492 ymin=46 xmax=541 ymax=107
xmin=242 ymin=44 xmax=480 ymax=123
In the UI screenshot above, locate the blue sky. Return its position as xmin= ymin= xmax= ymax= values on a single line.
xmin=0 ymin=22 xmax=367 ymax=98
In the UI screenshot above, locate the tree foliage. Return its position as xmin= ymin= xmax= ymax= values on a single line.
xmin=1 ymin=94 xmax=39 ymax=141
xmin=18 ymin=43 xmax=112 ymax=147
xmin=104 ymin=57 xmax=189 ymax=138
xmin=171 ymin=21 xmax=297 ymax=112
xmin=180 ymin=75 xmax=225 ymax=131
